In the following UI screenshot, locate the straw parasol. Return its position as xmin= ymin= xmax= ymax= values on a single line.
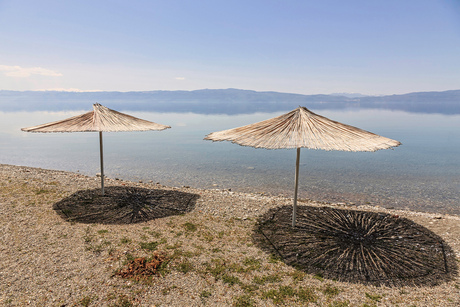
xmin=22 ymin=103 xmax=170 ymax=195
xmin=204 ymin=106 xmax=401 ymax=226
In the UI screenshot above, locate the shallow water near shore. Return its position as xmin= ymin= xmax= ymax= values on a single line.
xmin=1 ymin=108 xmax=459 ymax=215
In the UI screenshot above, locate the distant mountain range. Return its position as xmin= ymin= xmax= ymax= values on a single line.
xmin=0 ymin=88 xmax=459 ymax=115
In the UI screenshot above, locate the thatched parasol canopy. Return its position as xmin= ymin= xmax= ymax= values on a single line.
xmin=205 ymin=106 xmax=400 ymax=151
xmin=21 ymin=103 xmax=170 ymax=133
xmin=22 ymin=103 xmax=170 ymax=194
xmin=205 ymin=106 xmax=401 ymax=226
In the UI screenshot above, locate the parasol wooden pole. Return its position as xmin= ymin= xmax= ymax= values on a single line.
xmin=99 ymin=131 xmax=105 ymax=195
xmin=292 ymin=147 xmax=301 ymax=227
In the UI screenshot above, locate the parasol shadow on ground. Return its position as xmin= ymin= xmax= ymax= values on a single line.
xmin=53 ymin=186 xmax=199 ymax=224
xmin=253 ymin=205 xmax=458 ymax=287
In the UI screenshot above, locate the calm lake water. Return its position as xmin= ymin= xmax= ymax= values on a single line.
xmin=1 ymin=108 xmax=459 ymax=215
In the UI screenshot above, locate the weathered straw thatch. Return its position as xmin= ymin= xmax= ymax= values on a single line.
xmin=22 ymin=103 xmax=170 ymax=195
xmin=21 ymin=103 xmax=170 ymax=133
xmin=204 ymin=106 xmax=400 ymax=151
xmin=205 ymin=106 xmax=401 ymax=226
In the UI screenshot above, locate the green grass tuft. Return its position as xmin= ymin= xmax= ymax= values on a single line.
xmin=313 ymin=272 xmax=324 ymax=281
xmin=322 ymin=284 xmax=341 ymax=297
xmin=140 ymin=241 xmax=159 ymax=251
xmin=177 ymin=259 xmax=194 ymax=273
xmin=233 ymin=294 xmax=255 ymax=307
xmin=297 ymin=287 xmax=318 ymax=303
xmin=222 ymin=274 xmax=241 ymax=286
xmin=253 ymin=274 xmax=282 ymax=285
xmin=262 ymin=285 xmax=296 ymax=304
xmin=35 ymin=189 xmax=50 ymax=195
xmin=120 ymin=237 xmax=131 ymax=244
xmin=200 ymin=290 xmax=212 ymax=299
xmin=365 ymin=293 xmax=383 ymax=302
xmin=183 ymin=222 xmax=197 ymax=232
xmin=329 ymin=300 xmax=350 ymax=307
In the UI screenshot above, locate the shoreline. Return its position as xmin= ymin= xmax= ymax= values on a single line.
xmin=1 ymin=163 xmax=459 ymax=306
xmin=11 ymin=160 xmax=460 ymax=218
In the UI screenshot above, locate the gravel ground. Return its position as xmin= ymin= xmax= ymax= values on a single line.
xmin=0 ymin=164 xmax=459 ymax=306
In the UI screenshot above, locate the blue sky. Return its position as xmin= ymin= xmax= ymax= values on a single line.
xmin=0 ymin=0 xmax=459 ymax=95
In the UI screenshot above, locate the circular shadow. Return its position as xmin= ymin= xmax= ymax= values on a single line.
xmin=253 ymin=205 xmax=458 ymax=287
xmin=53 ymin=186 xmax=200 ymax=224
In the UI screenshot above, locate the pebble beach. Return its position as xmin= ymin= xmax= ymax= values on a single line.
xmin=1 ymin=164 xmax=459 ymax=306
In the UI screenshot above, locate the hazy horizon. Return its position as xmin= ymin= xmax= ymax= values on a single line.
xmin=1 ymin=88 xmax=459 ymax=115
xmin=1 ymin=87 xmax=460 ymax=96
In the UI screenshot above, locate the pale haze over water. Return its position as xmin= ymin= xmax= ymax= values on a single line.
xmin=1 ymin=108 xmax=459 ymax=216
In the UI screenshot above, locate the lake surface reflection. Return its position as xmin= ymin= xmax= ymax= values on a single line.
xmin=1 ymin=108 xmax=459 ymax=215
